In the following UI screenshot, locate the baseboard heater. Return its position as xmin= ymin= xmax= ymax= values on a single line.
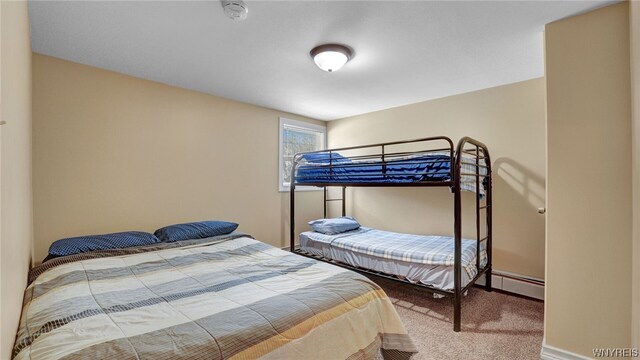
xmin=476 ymin=270 xmax=544 ymax=300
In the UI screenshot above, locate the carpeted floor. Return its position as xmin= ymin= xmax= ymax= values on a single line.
xmin=373 ymin=278 xmax=544 ymax=360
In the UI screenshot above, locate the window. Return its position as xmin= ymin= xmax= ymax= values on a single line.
xmin=279 ymin=117 xmax=326 ymax=192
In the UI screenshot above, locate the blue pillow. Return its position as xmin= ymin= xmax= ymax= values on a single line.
xmin=302 ymin=152 xmax=350 ymax=163
xmin=154 ymin=220 xmax=239 ymax=242
xmin=48 ymin=231 xmax=160 ymax=258
xmin=308 ymin=217 xmax=361 ymax=235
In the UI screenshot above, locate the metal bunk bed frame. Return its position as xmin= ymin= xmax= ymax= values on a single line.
xmin=288 ymin=136 xmax=492 ymax=332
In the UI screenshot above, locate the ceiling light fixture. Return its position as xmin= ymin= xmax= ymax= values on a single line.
xmin=310 ymin=44 xmax=352 ymax=73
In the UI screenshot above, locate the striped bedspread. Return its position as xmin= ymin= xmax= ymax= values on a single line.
xmin=302 ymin=228 xmax=487 ymax=279
xmin=13 ymin=234 xmax=416 ymax=360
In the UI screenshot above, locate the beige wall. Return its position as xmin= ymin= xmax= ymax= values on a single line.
xmin=631 ymin=0 xmax=640 ymax=349
xmin=327 ymin=78 xmax=546 ymax=279
xmin=0 ymin=1 xmax=33 ymax=359
xmin=545 ymin=3 xmax=632 ymax=355
xmin=32 ymin=54 xmax=323 ymax=263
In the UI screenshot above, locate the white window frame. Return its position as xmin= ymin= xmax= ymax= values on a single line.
xmin=278 ymin=117 xmax=326 ymax=192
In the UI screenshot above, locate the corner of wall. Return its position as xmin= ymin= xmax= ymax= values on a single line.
xmin=1 ymin=0 xmax=34 ymax=358
xmin=545 ymin=2 xmax=632 ymax=356
xmin=630 ymin=0 xmax=640 ymax=349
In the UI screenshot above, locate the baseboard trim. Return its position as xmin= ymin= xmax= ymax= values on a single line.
xmin=541 ymin=341 xmax=592 ymax=360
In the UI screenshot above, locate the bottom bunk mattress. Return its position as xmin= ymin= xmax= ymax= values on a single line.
xmin=299 ymin=227 xmax=487 ymax=292
xmin=13 ymin=234 xmax=416 ymax=360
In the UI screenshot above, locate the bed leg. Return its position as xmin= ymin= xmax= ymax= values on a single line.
xmin=453 ymin=295 xmax=461 ymax=332
xmin=485 ymin=268 xmax=493 ymax=292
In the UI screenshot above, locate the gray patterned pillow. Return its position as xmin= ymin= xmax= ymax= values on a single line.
xmin=308 ymin=217 xmax=361 ymax=235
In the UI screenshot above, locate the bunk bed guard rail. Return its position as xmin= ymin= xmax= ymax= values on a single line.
xmin=289 ymin=136 xmax=492 ymax=332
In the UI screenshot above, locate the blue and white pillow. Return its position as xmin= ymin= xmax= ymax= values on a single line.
xmin=302 ymin=152 xmax=351 ymax=164
xmin=48 ymin=231 xmax=160 ymax=258
xmin=154 ymin=220 xmax=239 ymax=242
xmin=308 ymin=217 xmax=361 ymax=235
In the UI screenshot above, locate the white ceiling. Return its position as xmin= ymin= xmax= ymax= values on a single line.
xmin=29 ymin=0 xmax=615 ymax=121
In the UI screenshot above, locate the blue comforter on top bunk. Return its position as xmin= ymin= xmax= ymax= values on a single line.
xmin=295 ymin=154 xmax=452 ymax=184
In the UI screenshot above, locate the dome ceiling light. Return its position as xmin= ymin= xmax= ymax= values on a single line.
xmin=310 ymin=44 xmax=352 ymax=73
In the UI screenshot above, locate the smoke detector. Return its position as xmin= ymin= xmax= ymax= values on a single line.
xmin=221 ymin=0 xmax=248 ymax=21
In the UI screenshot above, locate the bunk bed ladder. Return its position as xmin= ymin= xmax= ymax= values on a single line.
xmin=323 ymin=186 xmax=347 ymax=217
xmin=324 ymin=151 xmax=346 ymax=218
xmin=472 ymin=145 xmax=492 ymax=291
xmin=454 ymin=137 xmax=493 ymax=332
xmin=459 ymin=142 xmax=493 ymax=290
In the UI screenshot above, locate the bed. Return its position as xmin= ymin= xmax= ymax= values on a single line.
xmin=289 ymin=136 xmax=493 ymax=332
xmin=12 ymin=233 xmax=417 ymax=360
xmin=295 ymin=151 xmax=487 ymax=195
xmin=299 ymin=227 xmax=487 ymax=292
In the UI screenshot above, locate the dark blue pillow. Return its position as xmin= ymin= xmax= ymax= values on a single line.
xmin=48 ymin=231 xmax=160 ymax=258
xmin=154 ymin=220 xmax=239 ymax=242
xmin=302 ymin=152 xmax=350 ymax=163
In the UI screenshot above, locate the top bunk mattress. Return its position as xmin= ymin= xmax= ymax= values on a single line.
xmin=295 ymin=152 xmax=487 ymax=195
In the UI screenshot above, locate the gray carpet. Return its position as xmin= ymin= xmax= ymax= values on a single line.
xmin=373 ymin=278 xmax=544 ymax=360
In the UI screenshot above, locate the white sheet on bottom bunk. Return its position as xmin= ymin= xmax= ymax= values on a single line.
xmin=299 ymin=228 xmax=487 ymax=292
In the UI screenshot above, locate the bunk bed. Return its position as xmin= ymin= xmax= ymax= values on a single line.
xmin=289 ymin=136 xmax=492 ymax=332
